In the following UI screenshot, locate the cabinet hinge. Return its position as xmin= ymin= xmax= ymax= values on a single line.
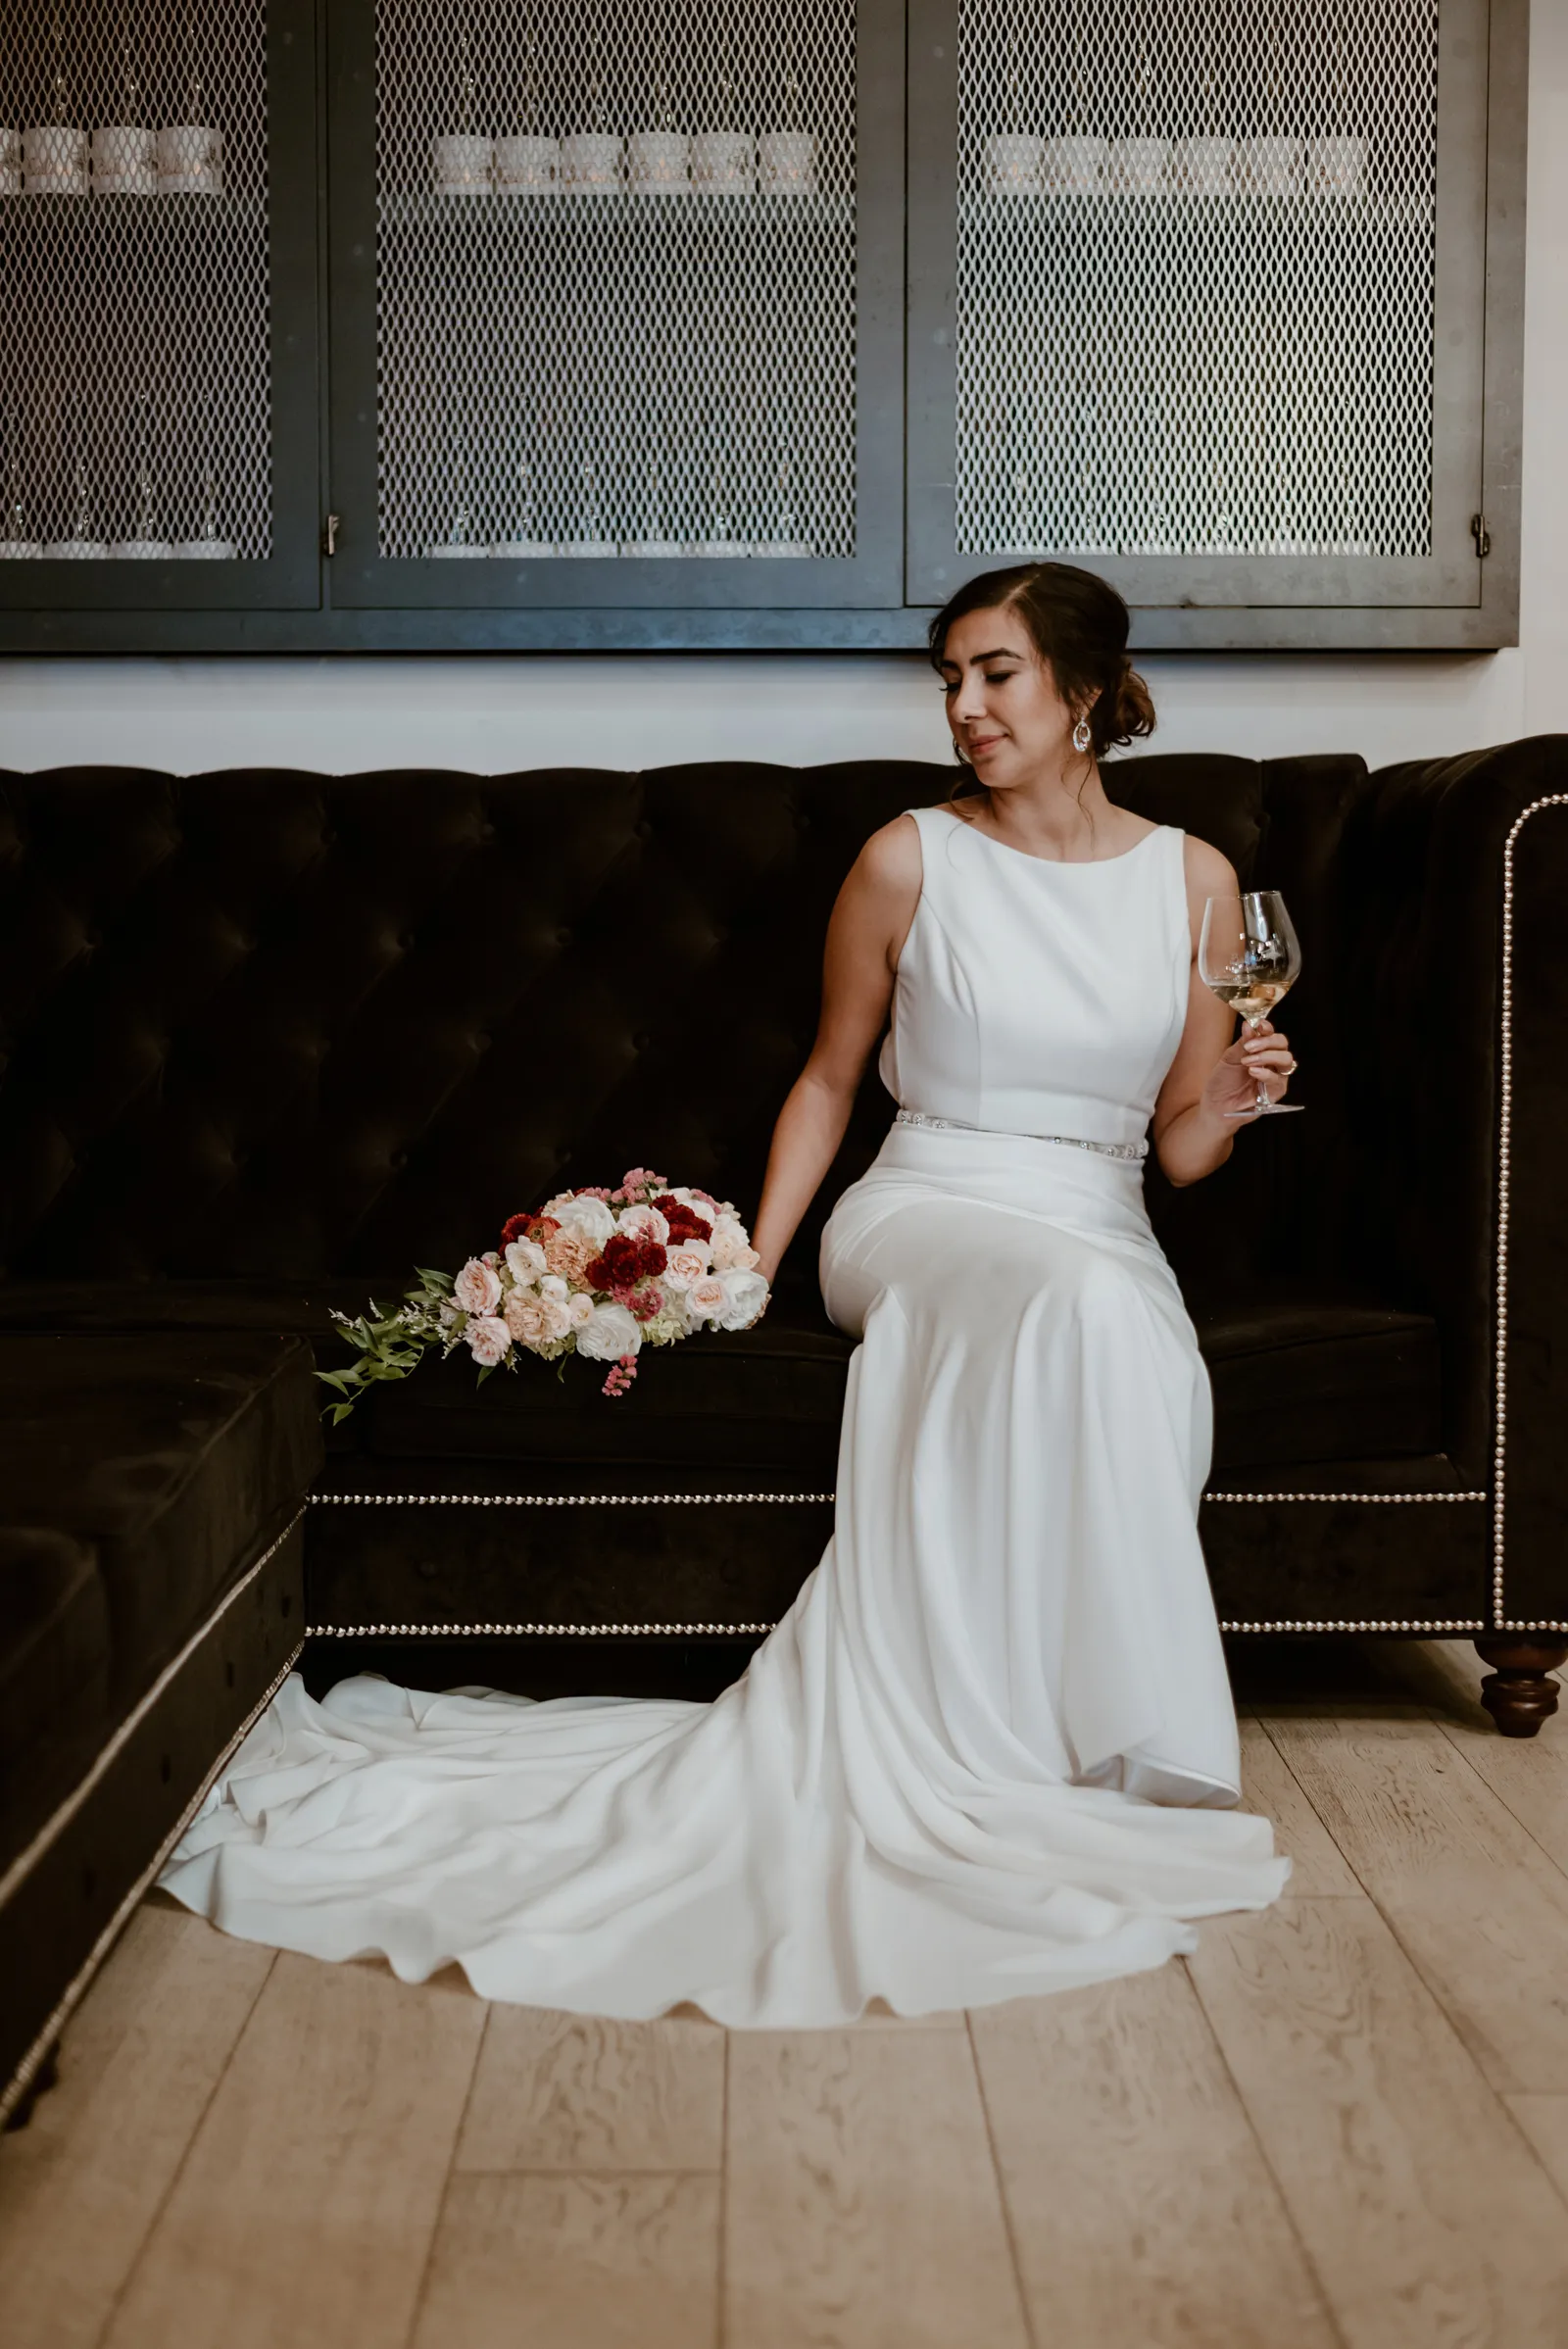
xmin=323 ymin=513 xmax=340 ymax=558
xmin=1471 ymin=512 xmax=1492 ymax=560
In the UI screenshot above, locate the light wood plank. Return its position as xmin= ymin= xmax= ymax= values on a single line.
xmin=456 ymin=2007 xmax=724 ymax=2174
xmin=724 ymin=2027 xmax=1030 ymax=2349
xmin=1190 ymin=1896 xmax=1568 ymax=2349
xmin=970 ymin=1968 xmax=1337 ymax=2349
xmin=104 ymin=1952 xmax=485 ymax=2349
xmin=1503 ymin=2096 xmax=1568 ymax=2206
xmin=0 ymin=1904 xmax=273 ymax=2349
xmin=411 ymin=2172 xmax=720 ymax=2349
xmin=1265 ymin=1713 xmax=1568 ymax=2090
xmin=1239 ymin=1717 xmax=1362 ymax=1895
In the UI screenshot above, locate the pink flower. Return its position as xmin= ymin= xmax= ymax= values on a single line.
xmin=504 ymin=1292 xmax=548 ymax=1345
xmin=466 ymin=1314 xmax=510 ymax=1366
xmin=455 ymin=1257 xmax=503 ymax=1316
xmin=566 ymin=1292 xmax=595 ymax=1329
xmin=662 ymin=1244 xmax=711 ymax=1292
xmin=629 ymin=1283 xmax=663 ymax=1322
xmin=543 ymin=1228 xmax=594 ymax=1283
xmin=710 ymin=1219 xmax=760 ymax=1273
xmin=616 ymin=1202 xmax=670 ymax=1246
xmin=684 ymin=1273 xmax=727 ymax=1323
xmin=602 ymin=1351 xmax=639 ymax=1395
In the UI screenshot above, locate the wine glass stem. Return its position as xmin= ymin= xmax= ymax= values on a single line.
xmin=1250 ymin=1015 xmax=1270 ymax=1111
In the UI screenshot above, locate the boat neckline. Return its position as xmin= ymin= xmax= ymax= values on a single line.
xmin=940 ymin=807 xmax=1169 ymax=868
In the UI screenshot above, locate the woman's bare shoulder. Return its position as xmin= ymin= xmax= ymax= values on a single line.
xmin=1181 ymin=830 xmax=1241 ymax=896
xmin=850 ymin=808 xmax=926 ymax=896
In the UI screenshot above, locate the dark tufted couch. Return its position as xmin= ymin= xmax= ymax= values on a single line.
xmin=2 ymin=743 xmax=1565 ymax=2117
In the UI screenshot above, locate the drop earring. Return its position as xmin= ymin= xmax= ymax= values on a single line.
xmin=1071 ymin=715 xmax=1093 ymax=754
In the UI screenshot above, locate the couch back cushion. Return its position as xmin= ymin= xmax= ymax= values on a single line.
xmin=0 ymin=756 xmax=1370 ymax=1295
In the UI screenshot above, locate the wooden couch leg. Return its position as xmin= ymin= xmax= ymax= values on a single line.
xmin=1473 ymin=1640 xmax=1568 ymax=1737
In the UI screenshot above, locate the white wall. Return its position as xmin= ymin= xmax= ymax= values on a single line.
xmin=1 ymin=0 xmax=1562 ymax=778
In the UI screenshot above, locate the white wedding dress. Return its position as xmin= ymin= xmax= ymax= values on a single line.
xmin=161 ymin=804 xmax=1292 ymax=2025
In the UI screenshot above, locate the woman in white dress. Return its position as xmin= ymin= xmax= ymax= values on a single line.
xmin=161 ymin=563 xmax=1296 ymax=2026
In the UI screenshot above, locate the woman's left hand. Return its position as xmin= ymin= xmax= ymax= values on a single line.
xmin=1201 ymin=1019 xmax=1298 ymax=1122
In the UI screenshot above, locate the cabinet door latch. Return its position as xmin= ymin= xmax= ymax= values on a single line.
xmin=1471 ymin=512 xmax=1492 ymax=560
xmin=323 ymin=513 xmax=340 ymax=558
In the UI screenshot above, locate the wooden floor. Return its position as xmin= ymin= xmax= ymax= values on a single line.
xmin=4 ymin=1636 xmax=1568 ymax=2349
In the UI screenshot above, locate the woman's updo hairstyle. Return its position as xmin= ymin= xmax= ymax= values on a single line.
xmin=928 ymin=563 xmax=1156 ymax=789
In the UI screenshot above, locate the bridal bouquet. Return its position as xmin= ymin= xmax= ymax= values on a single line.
xmin=318 ymin=1167 xmax=770 ymax=1420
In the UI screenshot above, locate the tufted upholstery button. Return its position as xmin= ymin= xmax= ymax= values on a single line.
xmin=398 ymin=931 xmax=416 ymax=952
xmin=557 ymin=928 xmax=572 ymax=949
xmin=633 ymin=1030 xmax=652 ymax=1052
xmin=392 ymin=1150 xmax=409 ymax=1170
xmin=478 ymin=821 xmax=497 ymax=842
xmin=472 ymin=1033 xmax=491 ymax=1054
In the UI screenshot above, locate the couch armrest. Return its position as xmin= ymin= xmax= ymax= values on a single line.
xmin=1357 ymin=736 xmax=1568 ymax=1626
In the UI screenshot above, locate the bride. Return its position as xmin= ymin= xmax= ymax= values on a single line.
xmin=161 ymin=562 xmax=1296 ymax=2026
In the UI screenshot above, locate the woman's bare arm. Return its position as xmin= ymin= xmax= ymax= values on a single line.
xmin=750 ymin=815 xmax=922 ymax=1283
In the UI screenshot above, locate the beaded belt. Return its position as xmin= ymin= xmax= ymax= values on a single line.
xmin=893 ymin=1107 xmax=1148 ymax=1162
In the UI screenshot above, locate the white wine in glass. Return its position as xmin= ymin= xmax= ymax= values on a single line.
xmin=1199 ymin=890 xmax=1304 ymax=1118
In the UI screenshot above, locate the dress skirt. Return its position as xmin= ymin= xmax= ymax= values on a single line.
xmin=159 ymin=1121 xmax=1292 ymax=2028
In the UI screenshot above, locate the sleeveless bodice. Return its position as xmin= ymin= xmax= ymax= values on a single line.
xmin=878 ymin=804 xmax=1192 ymax=1151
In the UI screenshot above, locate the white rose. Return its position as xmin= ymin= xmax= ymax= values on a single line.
xmin=662 ymin=1244 xmax=712 ymax=1293
xmin=504 ymin=1237 xmax=548 ymax=1285
xmin=551 ymin=1194 xmax=617 ymax=1246
xmin=712 ymin=1268 xmax=769 ymax=1330
xmin=454 ymin=1257 xmax=503 ymax=1316
xmin=466 ymin=1313 xmax=511 ymax=1366
xmin=538 ymin=1273 xmax=569 ymax=1302
xmin=615 ymin=1202 xmax=670 ymax=1245
xmin=574 ymin=1300 xmax=643 ymax=1361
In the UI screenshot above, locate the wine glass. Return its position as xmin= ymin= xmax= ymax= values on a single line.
xmin=1199 ymin=890 xmax=1303 ymax=1117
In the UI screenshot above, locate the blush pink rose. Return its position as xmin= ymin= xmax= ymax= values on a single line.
xmin=709 ymin=1214 xmax=760 ymax=1273
xmin=466 ymin=1314 xmax=510 ymax=1366
xmin=536 ymin=1296 xmax=572 ymax=1342
xmin=685 ymin=1273 xmax=727 ymax=1323
xmin=455 ymin=1257 xmax=503 ymax=1316
xmin=543 ymin=1228 xmax=594 ymax=1283
xmin=566 ymin=1293 xmax=595 ymax=1330
xmin=615 ymin=1202 xmax=670 ymax=1246
xmin=662 ymin=1245 xmax=711 ymax=1293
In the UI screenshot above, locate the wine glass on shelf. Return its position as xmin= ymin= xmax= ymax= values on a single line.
xmin=1199 ymin=890 xmax=1303 ymax=1117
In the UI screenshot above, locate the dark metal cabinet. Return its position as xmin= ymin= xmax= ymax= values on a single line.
xmin=323 ymin=0 xmax=906 ymax=631
xmin=0 ymin=0 xmax=1527 ymax=651
xmin=906 ymin=0 xmax=1526 ymax=648
xmin=0 ymin=0 xmax=321 ymax=624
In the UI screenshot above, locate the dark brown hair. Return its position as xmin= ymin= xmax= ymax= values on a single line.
xmin=927 ymin=563 xmax=1156 ymax=800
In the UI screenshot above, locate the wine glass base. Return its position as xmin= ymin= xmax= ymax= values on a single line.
xmin=1222 ymin=1102 xmax=1305 ymax=1117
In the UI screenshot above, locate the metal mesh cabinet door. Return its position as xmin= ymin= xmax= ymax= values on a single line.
xmin=0 ymin=0 xmax=320 ymax=613
xmin=907 ymin=0 xmax=1518 ymax=645
xmin=326 ymin=0 xmax=904 ymax=619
